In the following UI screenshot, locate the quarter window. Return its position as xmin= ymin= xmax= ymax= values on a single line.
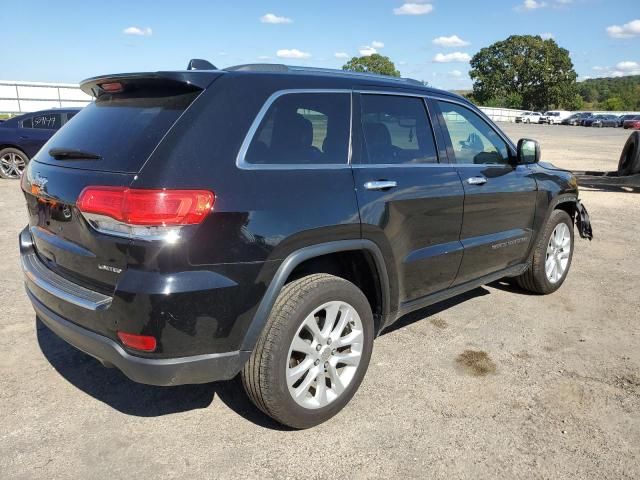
xmin=360 ymin=94 xmax=438 ymax=165
xmin=245 ymin=92 xmax=350 ymax=165
xmin=437 ymin=101 xmax=510 ymax=165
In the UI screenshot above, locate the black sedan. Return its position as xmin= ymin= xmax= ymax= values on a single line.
xmin=0 ymin=108 xmax=80 ymax=179
xmin=590 ymin=114 xmax=620 ymax=128
xmin=562 ymin=112 xmax=592 ymax=126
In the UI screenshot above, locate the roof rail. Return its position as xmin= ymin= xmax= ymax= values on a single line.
xmin=224 ymin=63 xmax=426 ymax=86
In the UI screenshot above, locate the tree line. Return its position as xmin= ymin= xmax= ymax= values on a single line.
xmin=342 ymin=35 xmax=639 ymax=112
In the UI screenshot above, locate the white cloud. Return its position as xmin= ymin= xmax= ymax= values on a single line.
xmin=522 ymin=0 xmax=547 ymax=10
xmin=260 ymin=13 xmax=293 ymax=24
xmin=606 ymin=19 xmax=640 ymax=39
xmin=359 ymin=46 xmax=378 ymax=56
xmin=334 ymin=52 xmax=350 ymax=59
xmin=123 ymin=26 xmax=152 ymax=36
xmin=257 ymin=55 xmax=272 ymax=60
xmin=393 ymin=3 xmax=433 ymax=15
xmin=518 ymin=0 xmax=572 ymax=11
xmin=591 ymin=62 xmax=640 ymax=78
xmin=616 ymin=61 xmax=640 ymax=71
xmin=540 ymin=32 xmax=554 ymax=40
xmin=432 ymin=35 xmax=470 ymax=47
xmin=433 ymin=52 xmax=471 ymax=63
xmin=372 ymin=40 xmax=385 ymax=49
xmin=448 ymin=70 xmax=463 ymax=77
xmin=276 ymin=49 xmax=311 ymax=59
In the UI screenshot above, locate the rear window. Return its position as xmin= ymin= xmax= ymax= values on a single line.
xmin=37 ymin=89 xmax=199 ymax=173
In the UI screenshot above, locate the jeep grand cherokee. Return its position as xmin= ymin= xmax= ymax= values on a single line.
xmin=20 ymin=63 xmax=592 ymax=429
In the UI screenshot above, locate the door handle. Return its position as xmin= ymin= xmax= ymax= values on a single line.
xmin=466 ymin=176 xmax=487 ymax=185
xmin=364 ymin=180 xmax=398 ymax=191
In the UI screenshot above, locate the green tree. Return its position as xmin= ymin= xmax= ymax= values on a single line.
xmin=469 ymin=35 xmax=578 ymax=111
xmin=603 ymin=97 xmax=625 ymax=111
xmin=342 ymin=54 xmax=400 ymax=77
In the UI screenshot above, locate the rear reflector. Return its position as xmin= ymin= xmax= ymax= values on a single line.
xmin=117 ymin=331 xmax=157 ymax=352
xmin=77 ymin=187 xmax=214 ymax=226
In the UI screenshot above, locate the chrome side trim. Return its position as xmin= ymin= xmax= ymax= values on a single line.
xmin=236 ymin=89 xmax=353 ymax=170
xmin=22 ymin=252 xmax=112 ymax=311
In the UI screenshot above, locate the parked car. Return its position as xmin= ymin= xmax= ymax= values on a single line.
xmin=579 ymin=114 xmax=599 ymax=126
xmin=562 ymin=112 xmax=592 ymax=126
xmin=540 ymin=111 xmax=571 ymax=125
xmin=19 ymin=62 xmax=593 ymax=429
xmin=623 ymin=116 xmax=640 ymax=129
xmin=617 ymin=114 xmax=639 ymax=127
xmin=590 ymin=114 xmax=620 ymax=128
xmin=0 ymin=108 xmax=80 ymax=179
xmin=515 ymin=111 xmax=543 ymax=123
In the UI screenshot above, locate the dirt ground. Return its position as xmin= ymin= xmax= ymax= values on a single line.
xmin=1 ymin=123 xmax=639 ymax=479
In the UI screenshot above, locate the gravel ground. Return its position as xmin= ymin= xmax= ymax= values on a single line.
xmin=1 ymin=124 xmax=639 ymax=479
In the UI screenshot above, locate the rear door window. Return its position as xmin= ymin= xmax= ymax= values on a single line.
xmin=244 ymin=92 xmax=350 ymax=165
xmin=32 ymin=113 xmax=62 ymax=130
xmin=37 ymin=88 xmax=200 ymax=173
xmin=360 ymin=94 xmax=438 ymax=165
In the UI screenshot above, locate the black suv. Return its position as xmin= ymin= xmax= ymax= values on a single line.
xmin=20 ymin=64 xmax=592 ymax=429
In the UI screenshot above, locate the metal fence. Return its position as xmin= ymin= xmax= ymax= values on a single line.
xmin=0 ymin=80 xmax=92 ymax=114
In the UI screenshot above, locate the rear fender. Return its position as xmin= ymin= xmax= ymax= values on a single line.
xmin=239 ymin=240 xmax=390 ymax=352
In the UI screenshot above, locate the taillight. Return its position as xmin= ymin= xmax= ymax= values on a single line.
xmin=117 ymin=331 xmax=157 ymax=352
xmin=77 ymin=187 xmax=214 ymax=241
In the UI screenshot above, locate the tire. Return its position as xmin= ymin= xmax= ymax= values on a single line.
xmin=0 ymin=147 xmax=29 ymax=179
xmin=242 ymin=273 xmax=374 ymax=429
xmin=618 ymin=131 xmax=640 ymax=176
xmin=516 ymin=210 xmax=574 ymax=295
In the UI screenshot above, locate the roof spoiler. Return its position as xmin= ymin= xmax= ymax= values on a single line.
xmin=80 ymin=71 xmax=223 ymax=97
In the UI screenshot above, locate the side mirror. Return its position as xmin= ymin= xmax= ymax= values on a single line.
xmin=517 ymin=138 xmax=541 ymax=164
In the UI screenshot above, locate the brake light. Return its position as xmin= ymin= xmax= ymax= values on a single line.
xmin=77 ymin=187 xmax=214 ymax=241
xmin=101 ymin=82 xmax=124 ymax=93
xmin=117 ymin=331 xmax=157 ymax=352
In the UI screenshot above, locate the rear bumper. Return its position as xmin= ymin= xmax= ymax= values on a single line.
xmin=20 ymin=226 xmax=252 ymax=386
xmin=27 ymin=289 xmax=249 ymax=386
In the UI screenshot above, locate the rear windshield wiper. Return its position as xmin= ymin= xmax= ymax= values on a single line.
xmin=49 ymin=148 xmax=102 ymax=160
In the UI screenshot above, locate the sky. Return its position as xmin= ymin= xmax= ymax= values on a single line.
xmin=1 ymin=0 xmax=639 ymax=90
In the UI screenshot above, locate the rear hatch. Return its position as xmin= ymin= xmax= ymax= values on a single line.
xmin=22 ymin=71 xmax=221 ymax=292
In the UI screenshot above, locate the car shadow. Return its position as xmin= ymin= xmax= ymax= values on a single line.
xmin=35 ymin=282 xmax=531 ymax=427
xmin=35 ymin=317 xmax=291 ymax=430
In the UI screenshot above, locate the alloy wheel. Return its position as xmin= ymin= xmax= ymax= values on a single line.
xmin=0 ymin=152 xmax=27 ymax=178
xmin=286 ymin=301 xmax=363 ymax=409
xmin=545 ymin=223 xmax=571 ymax=283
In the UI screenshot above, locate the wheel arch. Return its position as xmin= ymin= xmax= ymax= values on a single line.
xmin=240 ymin=240 xmax=391 ymax=352
xmin=529 ymin=192 xmax=578 ymax=259
xmin=0 ymin=144 xmax=29 ymax=157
